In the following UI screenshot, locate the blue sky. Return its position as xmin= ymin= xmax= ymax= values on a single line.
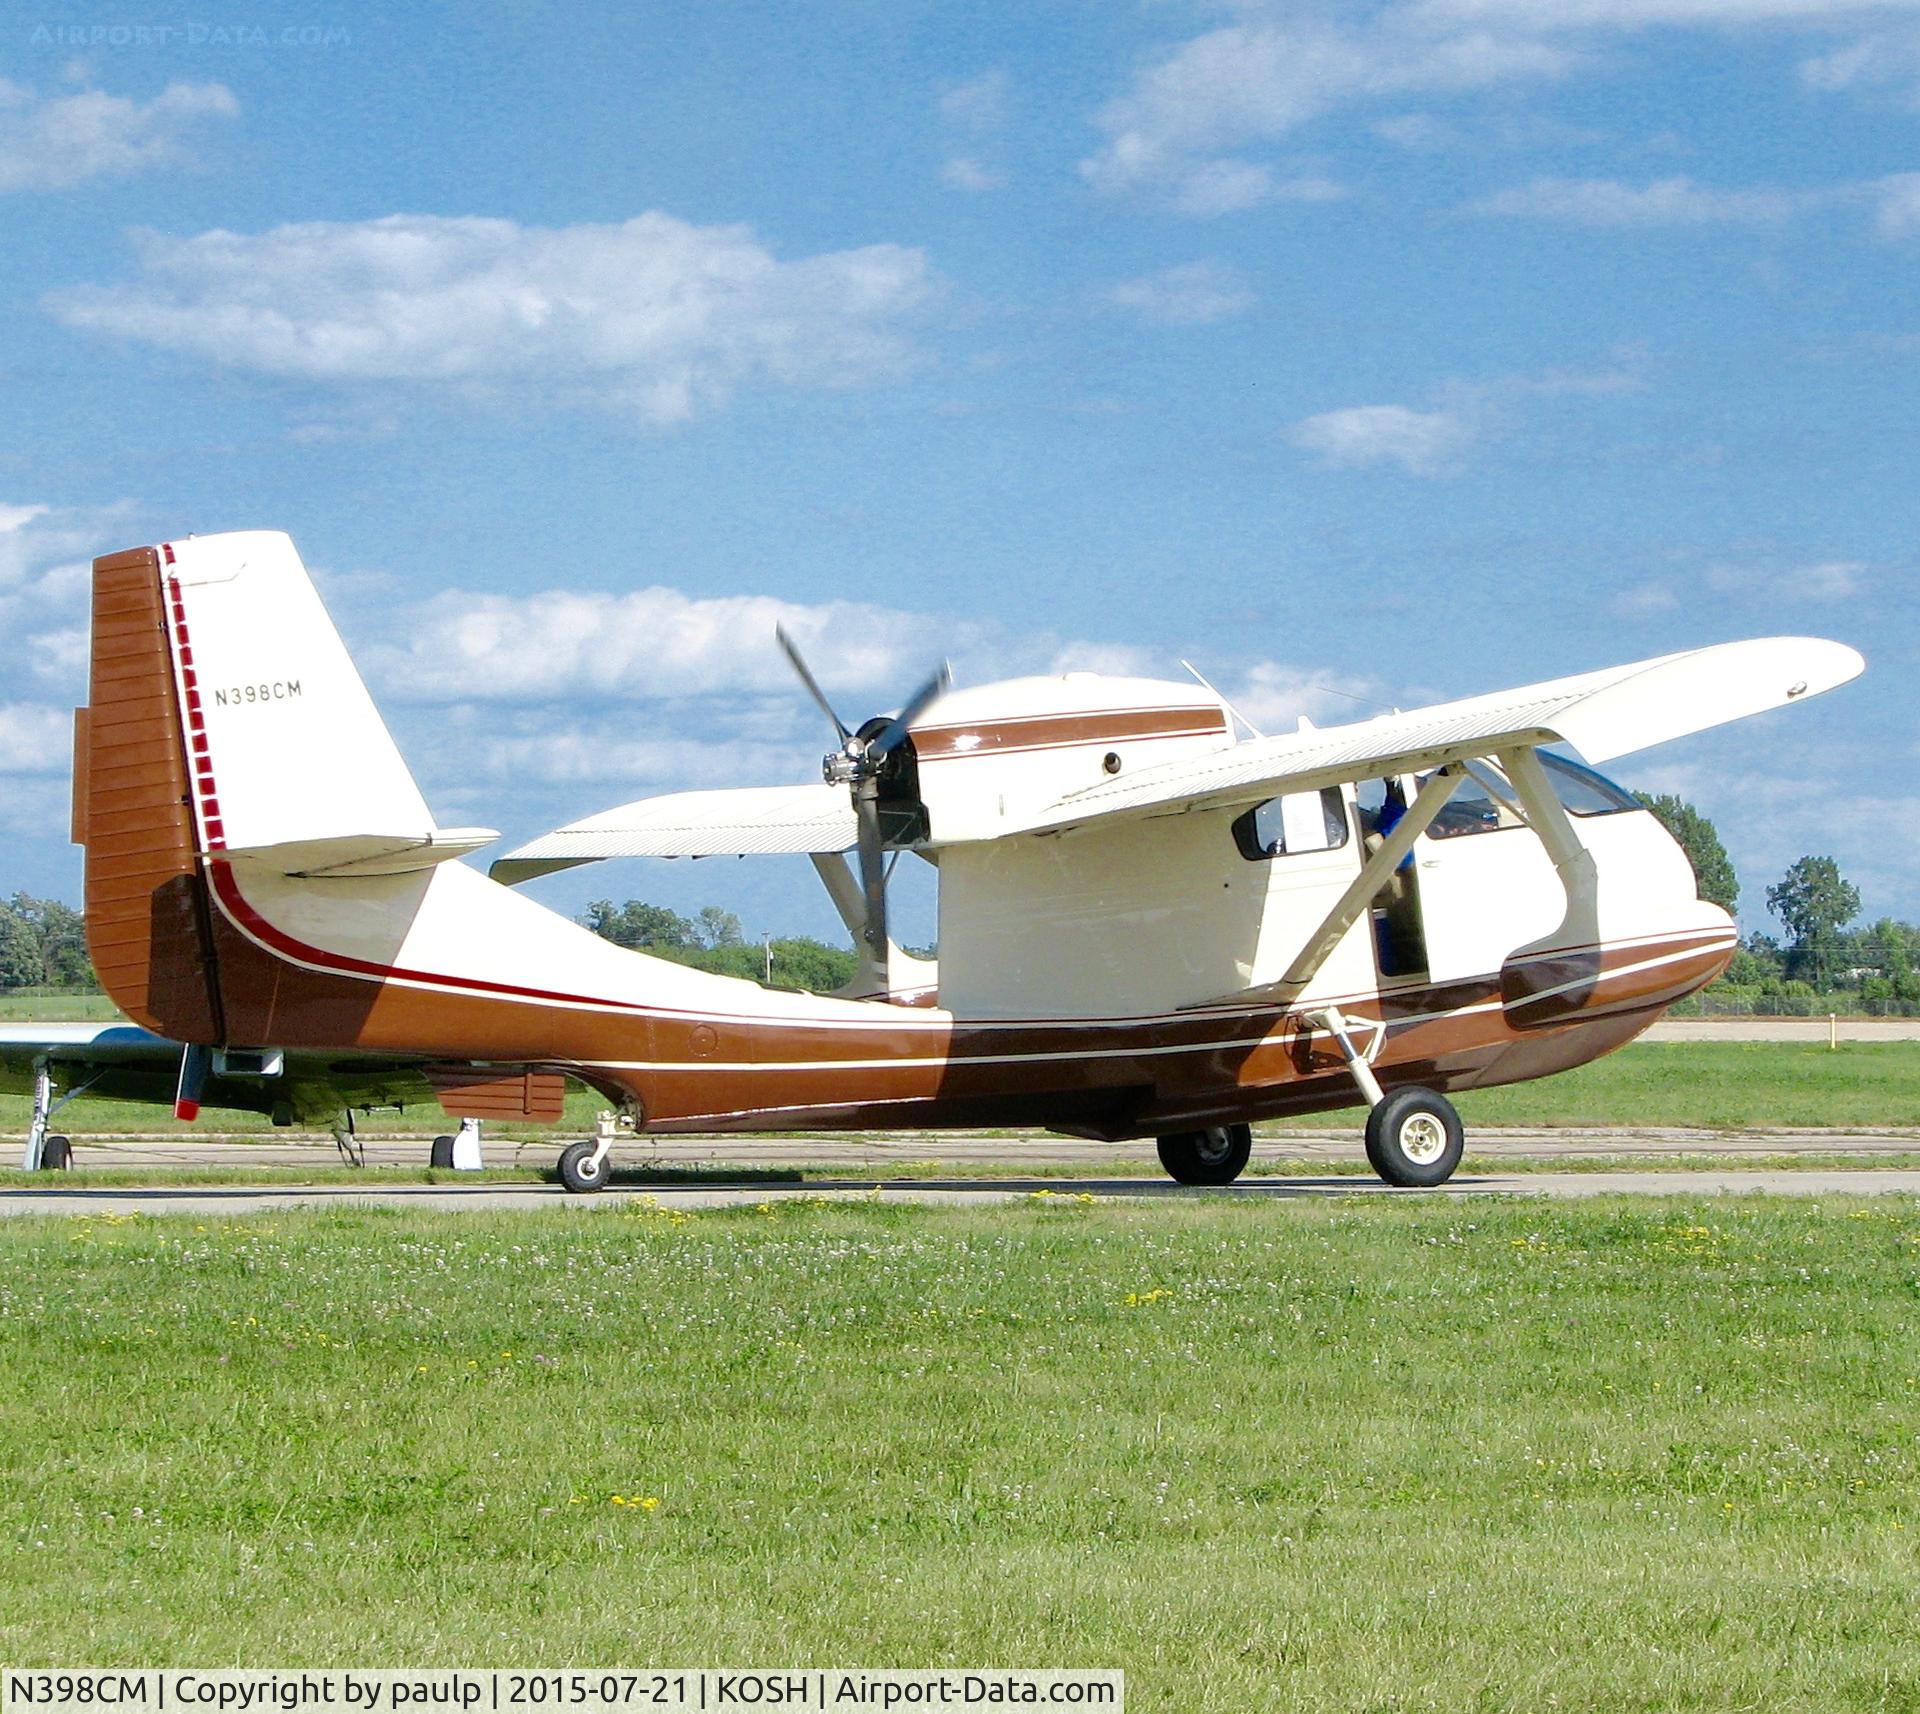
xmin=0 ymin=0 xmax=1913 ymax=948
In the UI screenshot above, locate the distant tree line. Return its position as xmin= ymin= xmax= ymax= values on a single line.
xmin=0 ymin=893 xmax=95 ymax=990
xmin=580 ymin=898 xmax=860 ymax=993
xmin=1637 ymin=798 xmax=1917 ymax=1013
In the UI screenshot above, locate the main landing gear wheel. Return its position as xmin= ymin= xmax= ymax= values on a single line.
xmin=1364 ymin=1087 xmax=1464 ymax=1188
xmin=1156 ymin=1123 xmax=1253 ymax=1186
xmin=429 ymin=1135 xmax=456 ymax=1169
xmin=557 ymin=1139 xmax=610 ymax=1194
xmin=41 ymin=1136 xmax=72 ymax=1172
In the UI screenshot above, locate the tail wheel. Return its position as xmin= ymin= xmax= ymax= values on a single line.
xmin=1364 ymin=1087 xmax=1464 ymax=1187
xmin=1156 ymin=1124 xmax=1253 ymax=1186
xmin=41 ymin=1136 xmax=72 ymax=1171
xmin=429 ymin=1135 xmax=456 ymax=1169
xmin=557 ymin=1139 xmax=610 ymax=1194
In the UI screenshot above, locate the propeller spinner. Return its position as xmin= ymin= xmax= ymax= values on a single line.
xmin=776 ymin=625 xmax=948 ymax=991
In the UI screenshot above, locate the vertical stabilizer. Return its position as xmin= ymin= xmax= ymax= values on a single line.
xmin=76 ymin=530 xmax=452 ymax=1037
xmin=158 ymin=531 xmax=433 ymax=856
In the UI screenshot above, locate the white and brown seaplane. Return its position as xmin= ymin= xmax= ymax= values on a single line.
xmin=5 ymin=530 xmax=1863 ymax=1187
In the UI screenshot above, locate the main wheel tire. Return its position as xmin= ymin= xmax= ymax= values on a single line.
xmin=429 ymin=1134 xmax=456 ymax=1169
xmin=1364 ymin=1087 xmax=1464 ymax=1187
xmin=557 ymin=1140 xmax=610 ymax=1193
xmin=1156 ymin=1123 xmax=1253 ymax=1186
xmin=41 ymin=1136 xmax=72 ymax=1171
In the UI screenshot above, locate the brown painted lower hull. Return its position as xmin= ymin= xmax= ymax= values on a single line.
xmin=194 ymin=857 xmax=1730 ymax=1139
xmin=622 ymin=938 xmax=1722 ymax=1140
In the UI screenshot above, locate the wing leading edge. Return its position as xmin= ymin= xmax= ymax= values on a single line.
xmin=485 ymin=637 xmax=1862 ymax=878
xmin=988 ymin=636 xmax=1863 ymax=841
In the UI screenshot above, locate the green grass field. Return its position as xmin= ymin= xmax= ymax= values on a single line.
xmin=1 ymin=1196 xmax=1915 ymax=1707
xmin=2 ymin=1042 xmax=1918 ymax=1142
xmin=0 ymin=991 xmax=123 ymax=1022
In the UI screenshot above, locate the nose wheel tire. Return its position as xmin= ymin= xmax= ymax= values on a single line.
xmin=1156 ymin=1123 xmax=1253 ymax=1186
xmin=1364 ymin=1087 xmax=1464 ymax=1187
xmin=557 ymin=1140 xmax=610 ymax=1194
xmin=41 ymin=1136 xmax=72 ymax=1171
xmin=429 ymin=1134 xmax=456 ymax=1169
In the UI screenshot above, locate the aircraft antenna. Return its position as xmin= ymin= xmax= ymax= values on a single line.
xmin=1179 ymin=659 xmax=1265 ymax=741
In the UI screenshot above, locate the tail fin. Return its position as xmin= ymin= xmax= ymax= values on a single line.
xmin=77 ymin=531 xmax=493 ymax=1032
xmin=153 ymin=532 xmax=438 ymax=856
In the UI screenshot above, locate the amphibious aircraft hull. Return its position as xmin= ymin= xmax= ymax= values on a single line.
xmin=196 ymin=843 xmax=1731 ymax=1139
xmin=64 ymin=530 xmax=1821 ymax=1169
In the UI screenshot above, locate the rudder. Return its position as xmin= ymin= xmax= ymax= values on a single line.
xmin=76 ymin=546 xmax=223 ymax=1039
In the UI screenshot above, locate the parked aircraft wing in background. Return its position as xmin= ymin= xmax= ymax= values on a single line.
xmin=0 ymin=1022 xmax=440 ymax=1124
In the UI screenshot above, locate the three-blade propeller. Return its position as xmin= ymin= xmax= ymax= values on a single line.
xmin=776 ymin=625 xmax=949 ymax=988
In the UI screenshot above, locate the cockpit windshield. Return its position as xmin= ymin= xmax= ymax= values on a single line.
xmin=1424 ymin=750 xmax=1640 ymax=840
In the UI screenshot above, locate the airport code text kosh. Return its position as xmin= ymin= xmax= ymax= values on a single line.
xmin=2 ymin=1674 xmax=1121 ymax=1713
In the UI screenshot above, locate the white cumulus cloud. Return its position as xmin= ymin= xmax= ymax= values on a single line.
xmin=1801 ymin=26 xmax=1920 ymax=103
xmin=1868 ymin=171 xmax=1920 ymax=235
xmin=0 ymin=76 xmax=236 ymax=191
xmin=1706 ymin=558 xmax=1870 ymax=601
xmin=48 ymin=212 xmax=937 ymax=422
xmin=1467 ymin=174 xmax=1802 ymax=225
xmin=361 ymin=584 xmax=963 ymax=705
xmin=0 ymin=703 xmax=72 ymax=773
xmin=1229 ymin=662 xmax=1384 ymax=732
xmin=1288 ymin=404 xmax=1477 ymax=476
xmin=938 ymin=69 xmax=1011 ymax=194
xmin=1081 ymin=16 xmax=1566 ymax=212
xmin=1105 ymin=261 xmax=1255 ymax=325
xmin=1412 ymin=0 xmax=1920 ymax=26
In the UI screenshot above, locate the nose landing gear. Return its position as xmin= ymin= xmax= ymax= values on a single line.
xmin=1313 ymin=1005 xmax=1465 ymax=1188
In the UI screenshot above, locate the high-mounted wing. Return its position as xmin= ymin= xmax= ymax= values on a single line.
xmin=491 ymin=783 xmax=858 ymax=884
xmin=983 ymin=637 xmax=1863 ymax=841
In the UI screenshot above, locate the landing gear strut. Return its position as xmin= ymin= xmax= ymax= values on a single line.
xmin=430 ymin=1119 xmax=485 ymax=1170
xmin=1311 ymin=1006 xmax=1465 ymax=1188
xmin=22 ymin=1058 xmax=83 ymax=1171
xmin=557 ymin=1109 xmax=634 ymax=1193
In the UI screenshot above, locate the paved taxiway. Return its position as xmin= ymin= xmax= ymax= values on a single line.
xmin=1 ymin=1167 xmax=1917 ymax=1216
xmin=15 ymin=1123 xmax=1920 ymax=1173
xmin=4 ymin=1123 xmax=1917 ymax=1216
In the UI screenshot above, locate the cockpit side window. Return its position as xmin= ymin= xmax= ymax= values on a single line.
xmin=1233 ymin=786 xmax=1350 ymax=861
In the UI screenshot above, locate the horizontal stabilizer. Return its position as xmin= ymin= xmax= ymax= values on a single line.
xmin=492 ymin=784 xmax=857 ymax=884
xmin=993 ymin=637 xmax=1864 ymax=840
xmin=221 ymin=827 xmax=499 ymax=878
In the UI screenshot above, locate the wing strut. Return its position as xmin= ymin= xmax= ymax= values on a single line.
xmin=1495 ymin=744 xmax=1602 ymax=973
xmin=1192 ymin=763 xmax=1468 ymax=1010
